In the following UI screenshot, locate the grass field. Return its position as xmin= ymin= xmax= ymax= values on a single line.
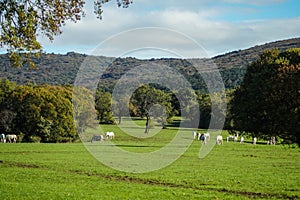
xmin=0 ymin=120 xmax=299 ymax=199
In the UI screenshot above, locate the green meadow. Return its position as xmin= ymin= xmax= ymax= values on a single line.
xmin=0 ymin=120 xmax=299 ymax=199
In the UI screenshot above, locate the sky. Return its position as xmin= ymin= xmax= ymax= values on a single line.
xmin=39 ymin=0 xmax=300 ymax=58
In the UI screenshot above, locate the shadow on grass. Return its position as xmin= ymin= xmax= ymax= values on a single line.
xmin=114 ymin=144 xmax=163 ymax=148
xmin=166 ymin=119 xmax=200 ymax=130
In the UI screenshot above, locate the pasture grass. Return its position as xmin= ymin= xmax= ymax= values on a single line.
xmin=0 ymin=119 xmax=299 ymax=199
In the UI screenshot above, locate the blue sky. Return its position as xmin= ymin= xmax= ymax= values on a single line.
xmin=38 ymin=0 xmax=300 ymax=58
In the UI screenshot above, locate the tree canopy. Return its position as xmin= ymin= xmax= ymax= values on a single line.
xmin=0 ymin=79 xmax=96 ymax=142
xmin=95 ymin=90 xmax=115 ymax=124
xmin=130 ymin=84 xmax=174 ymax=133
xmin=0 ymin=0 xmax=132 ymax=67
xmin=230 ymin=48 xmax=300 ymax=145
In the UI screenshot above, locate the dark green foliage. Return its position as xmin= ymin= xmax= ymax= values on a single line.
xmin=73 ymin=87 xmax=98 ymax=133
xmin=95 ymin=90 xmax=115 ymax=124
xmin=0 ymin=52 xmax=86 ymax=85
xmin=130 ymin=84 xmax=174 ymax=133
xmin=0 ymin=80 xmax=81 ymax=142
xmin=230 ymin=48 xmax=300 ymax=145
xmin=0 ymin=79 xmax=17 ymax=132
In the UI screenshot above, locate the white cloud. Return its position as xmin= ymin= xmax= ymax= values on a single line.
xmin=40 ymin=2 xmax=300 ymax=58
xmin=219 ymin=0 xmax=287 ymax=5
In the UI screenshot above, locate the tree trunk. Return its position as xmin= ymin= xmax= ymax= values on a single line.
xmin=145 ymin=116 xmax=150 ymax=134
xmin=118 ymin=115 xmax=122 ymax=124
xmin=161 ymin=119 xmax=166 ymax=129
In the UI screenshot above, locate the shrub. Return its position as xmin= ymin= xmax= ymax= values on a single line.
xmin=29 ymin=136 xmax=42 ymax=143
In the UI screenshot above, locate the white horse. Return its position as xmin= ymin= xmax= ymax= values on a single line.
xmin=227 ymin=134 xmax=238 ymax=142
xmin=267 ymin=136 xmax=276 ymax=145
xmin=0 ymin=133 xmax=6 ymax=143
xmin=6 ymin=134 xmax=17 ymax=143
xmin=240 ymin=136 xmax=244 ymax=143
xmin=106 ymin=132 xmax=115 ymax=140
xmin=192 ymin=131 xmax=197 ymax=139
xmin=216 ymin=135 xmax=223 ymax=145
xmin=253 ymin=137 xmax=257 ymax=145
xmin=204 ymin=132 xmax=210 ymax=141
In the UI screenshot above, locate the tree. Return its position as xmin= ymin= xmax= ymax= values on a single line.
xmin=175 ymin=88 xmax=199 ymax=127
xmin=195 ymin=90 xmax=229 ymax=129
xmin=0 ymin=79 xmax=17 ymax=133
xmin=16 ymin=84 xmax=77 ymax=142
xmin=150 ymin=91 xmax=176 ymax=129
xmin=0 ymin=82 xmax=77 ymax=142
xmin=0 ymin=80 xmax=99 ymax=142
xmin=196 ymin=92 xmax=211 ymax=128
xmin=95 ymin=90 xmax=115 ymax=124
xmin=112 ymin=95 xmax=133 ymax=124
xmin=72 ymin=86 xmax=98 ymax=133
xmin=0 ymin=0 xmax=132 ymax=67
xmin=230 ymin=48 xmax=300 ymax=145
xmin=130 ymin=84 xmax=172 ymax=133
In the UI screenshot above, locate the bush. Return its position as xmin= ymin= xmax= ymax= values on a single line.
xmin=29 ymin=136 xmax=42 ymax=143
xmin=17 ymin=133 xmax=25 ymax=143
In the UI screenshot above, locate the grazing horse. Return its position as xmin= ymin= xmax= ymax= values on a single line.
xmin=192 ymin=131 xmax=197 ymax=139
xmin=240 ymin=137 xmax=244 ymax=143
xmin=216 ymin=135 xmax=223 ymax=145
xmin=267 ymin=136 xmax=276 ymax=145
xmin=0 ymin=133 xmax=6 ymax=143
xmin=6 ymin=134 xmax=17 ymax=143
xmin=204 ymin=132 xmax=210 ymax=141
xmin=227 ymin=134 xmax=238 ymax=142
xmin=253 ymin=137 xmax=257 ymax=145
xmin=91 ymin=134 xmax=104 ymax=143
xmin=199 ymin=133 xmax=206 ymax=144
xmin=106 ymin=132 xmax=115 ymax=140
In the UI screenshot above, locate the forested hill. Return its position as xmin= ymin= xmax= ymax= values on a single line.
xmin=0 ymin=37 xmax=300 ymax=91
xmin=212 ymin=37 xmax=300 ymax=70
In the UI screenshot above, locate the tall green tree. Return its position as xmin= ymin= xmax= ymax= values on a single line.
xmin=1 ymin=83 xmax=77 ymax=142
xmin=0 ymin=79 xmax=17 ymax=132
xmin=175 ymin=88 xmax=199 ymax=127
xmin=150 ymin=91 xmax=176 ymax=129
xmin=195 ymin=91 xmax=229 ymax=129
xmin=95 ymin=90 xmax=115 ymax=124
xmin=0 ymin=0 xmax=132 ymax=67
xmin=230 ymin=48 xmax=300 ymax=145
xmin=112 ymin=95 xmax=134 ymax=124
xmin=73 ymin=86 xmax=98 ymax=133
xmin=196 ymin=92 xmax=211 ymax=128
xmin=130 ymin=84 xmax=172 ymax=133
xmin=0 ymin=80 xmax=98 ymax=142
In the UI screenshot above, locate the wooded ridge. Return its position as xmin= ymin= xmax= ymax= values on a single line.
xmin=1 ymin=37 xmax=300 ymax=91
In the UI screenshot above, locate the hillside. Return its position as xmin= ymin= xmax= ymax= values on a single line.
xmin=213 ymin=37 xmax=300 ymax=69
xmin=0 ymin=37 xmax=300 ymax=91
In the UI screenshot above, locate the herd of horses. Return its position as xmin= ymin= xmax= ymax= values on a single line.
xmin=192 ymin=132 xmax=276 ymax=146
xmin=0 ymin=131 xmax=277 ymax=145
xmin=0 ymin=133 xmax=17 ymax=143
xmin=193 ymin=131 xmax=210 ymax=144
xmin=90 ymin=131 xmax=276 ymax=145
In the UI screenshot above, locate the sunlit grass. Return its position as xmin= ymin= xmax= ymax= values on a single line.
xmin=0 ymin=118 xmax=299 ymax=199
